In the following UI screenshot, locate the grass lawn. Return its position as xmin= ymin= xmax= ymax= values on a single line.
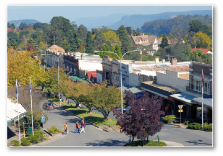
xmin=124 ymin=140 xmax=166 ymax=147
xmin=62 ymin=105 xmax=117 ymax=127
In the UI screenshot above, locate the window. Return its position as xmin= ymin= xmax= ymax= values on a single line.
xmin=114 ymin=75 xmax=117 ymax=80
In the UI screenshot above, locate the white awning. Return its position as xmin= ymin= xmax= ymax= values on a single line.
xmin=7 ymin=98 xmax=27 ymax=121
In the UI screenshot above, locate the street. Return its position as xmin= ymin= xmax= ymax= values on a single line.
xmin=42 ymin=105 xmax=212 ymax=147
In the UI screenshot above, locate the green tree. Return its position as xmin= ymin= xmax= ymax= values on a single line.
xmin=67 ymin=29 xmax=79 ymax=52
xmin=160 ymin=35 xmax=168 ymax=49
xmin=19 ymin=22 xmax=28 ymax=30
xmin=116 ymin=25 xmax=131 ymax=54
xmin=93 ymin=28 xmax=106 ymax=50
xmin=77 ymin=24 xmax=88 ymax=47
xmin=103 ymin=30 xmax=121 ymax=47
xmin=61 ymin=40 xmax=71 ymax=52
xmin=85 ymin=31 xmax=94 ymax=54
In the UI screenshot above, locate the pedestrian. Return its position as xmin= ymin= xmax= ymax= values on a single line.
xmin=80 ymin=119 xmax=86 ymax=134
xmin=64 ymin=123 xmax=68 ymax=134
xmin=76 ymin=121 xmax=79 ymax=133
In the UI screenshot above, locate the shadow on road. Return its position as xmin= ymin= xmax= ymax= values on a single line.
xmin=185 ymin=140 xmax=212 ymax=146
xmin=85 ymin=139 xmax=128 ymax=146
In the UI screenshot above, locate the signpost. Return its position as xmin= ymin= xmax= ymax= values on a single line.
xmin=41 ymin=116 xmax=45 ymax=131
xmin=178 ymin=105 xmax=183 ymax=124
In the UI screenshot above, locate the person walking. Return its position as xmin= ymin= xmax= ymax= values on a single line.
xmin=64 ymin=123 xmax=68 ymax=134
xmin=76 ymin=121 xmax=79 ymax=133
xmin=80 ymin=119 xmax=86 ymax=134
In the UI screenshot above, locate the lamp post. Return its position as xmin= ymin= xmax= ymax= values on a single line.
xmin=94 ymin=50 xmax=139 ymax=114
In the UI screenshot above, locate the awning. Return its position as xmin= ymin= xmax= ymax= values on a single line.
xmin=170 ymin=92 xmax=197 ymax=105
xmin=192 ymin=96 xmax=212 ymax=109
xmin=141 ymin=82 xmax=176 ymax=98
xmin=122 ymin=86 xmax=144 ymax=97
xmin=69 ymin=76 xmax=90 ymax=84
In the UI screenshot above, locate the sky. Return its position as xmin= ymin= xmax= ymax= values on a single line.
xmin=7 ymin=5 xmax=212 ymax=23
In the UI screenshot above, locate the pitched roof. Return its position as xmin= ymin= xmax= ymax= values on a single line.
xmin=131 ymin=35 xmax=156 ymax=45
xmin=87 ymin=71 xmax=97 ymax=80
xmin=191 ymin=48 xmax=212 ymax=54
xmin=47 ymin=45 xmax=65 ymax=54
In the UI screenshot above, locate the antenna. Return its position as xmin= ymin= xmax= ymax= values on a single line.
xmin=54 ymin=36 xmax=55 ymax=45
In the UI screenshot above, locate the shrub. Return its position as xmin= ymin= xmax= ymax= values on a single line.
xmin=21 ymin=138 xmax=30 ymax=146
xmin=184 ymin=120 xmax=189 ymax=126
xmin=10 ymin=140 xmax=20 ymax=146
xmin=124 ymin=140 xmax=166 ymax=146
xmin=203 ymin=122 xmax=212 ymax=131
xmin=47 ymin=126 xmax=62 ymax=134
xmin=162 ymin=115 xmax=176 ymax=123
xmin=188 ymin=122 xmax=202 ymax=130
xmin=34 ymin=129 xmax=46 ymax=141
xmin=28 ymin=134 xmax=39 ymax=144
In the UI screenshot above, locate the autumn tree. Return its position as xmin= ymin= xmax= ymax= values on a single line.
xmin=92 ymin=82 xmax=122 ymax=120
xmin=113 ymin=91 xmax=164 ymax=143
xmin=193 ymin=31 xmax=212 ymax=49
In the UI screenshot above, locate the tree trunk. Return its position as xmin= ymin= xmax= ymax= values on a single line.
xmin=132 ymin=136 xmax=134 ymax=143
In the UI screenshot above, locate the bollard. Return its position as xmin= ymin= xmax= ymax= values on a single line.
xmin=157 ymin=135 xmax=160 ymax=144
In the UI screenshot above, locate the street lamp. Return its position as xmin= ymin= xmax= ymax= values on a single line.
xmin=94 ymin=50 xmax=140 ymax=114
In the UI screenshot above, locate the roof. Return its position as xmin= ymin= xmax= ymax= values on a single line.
xmin=7 ymin=98 xmax=28 ymax=122
xmin=158 ymin=37 xmax=178 ymax=45
xmin=133 ymin=64 xmax=189 ymax=74
xmin=87 ymin=71 xmax=97 ymax=80
xmin=191 ymin=48 xmax=212 ymax=54
xmin=170 ymin=92 xmax=197 ymax=104
xmin=141 ymin=82 xmax=176 ymax=98
xmin=47 ymin=45 xmax=65 ymax=54
xmin=69 ymin=76 xmax=89 ymax=84
xmin=131 ymin=35 xmax=156 ymax=45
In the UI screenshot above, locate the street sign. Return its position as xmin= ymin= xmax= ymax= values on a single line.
xmin=41 ymin=116 xmax=45 ymax=123
xmin=178 ymin=110 xmax=183 ymax=112
xmin=178 ymin=105 xmax=183 ymax=110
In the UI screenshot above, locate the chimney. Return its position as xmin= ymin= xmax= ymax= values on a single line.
xmin=81 ymin=54 xmax=83 ymax=60
xmin=162 ymin=59 xmax=165 ymax=64
xmin=171 ymin=57 xmax=177 ymax=65
xmin=155 ymin=57 xmax=159 ymax=64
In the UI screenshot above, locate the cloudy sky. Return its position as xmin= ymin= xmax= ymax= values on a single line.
xmin=7 ymin=5 xmax=212 ymax=23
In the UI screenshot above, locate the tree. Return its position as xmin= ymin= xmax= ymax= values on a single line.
xmin=103 ymin=30 xmax=121 ymax=47
xmin=160 ymin=35 xmax=168 ymax=49
xmin=67 ymin=29 xmax=79 ymax=52
xmin=61 ymin=40 xmax=71 ymax=52
xmin=193 ymin=31 xmax=212 ymax=49
xmin=113 ymin=91 xmax=164 ymax=143
xmin=77 ymin=24 xmax=88 ymax=47
xmin=93 ymin=28 xmax=106 ymax=50
xmin=92 ymin=82 xmax=122 ymax=120
xmin=19 ymin=22 xmax=28 ymax=30
xmin=85 ymin=31 xmax=94 ymax=54
xmin=116 ymin=25 xmax=131 ymax=54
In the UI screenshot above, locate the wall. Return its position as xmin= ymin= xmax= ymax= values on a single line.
xmin=157 ymin=70 xmax=189 ymax=92
xmin=97 ymin=73 xmax=102 ymax=84
xmin=129 ymin=73 xmax=139 ymax=87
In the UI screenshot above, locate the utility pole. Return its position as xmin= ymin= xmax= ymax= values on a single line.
xmin=54 ymin=36 xmax=55 ymax=45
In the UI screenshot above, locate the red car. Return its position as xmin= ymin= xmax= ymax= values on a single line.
xmin=46 ymin=103 xmax=55 ymax=110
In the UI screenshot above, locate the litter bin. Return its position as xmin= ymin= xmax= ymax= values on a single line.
xmin=28 ymin=127 xmax=32 ymax=136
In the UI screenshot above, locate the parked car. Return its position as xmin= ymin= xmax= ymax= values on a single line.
xmin=43 ymin=103 xmax=55 ymax=110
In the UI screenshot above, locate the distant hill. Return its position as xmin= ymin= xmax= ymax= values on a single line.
xmin=108 ymin=10 xmax=212 ymax=30
xmin=137 ymin=15 xmax=212 ymax=36
xmin=8 ymin=19 xmax=41 ymax=28
xmin=75 ymin=13 xmax=128 ymax=31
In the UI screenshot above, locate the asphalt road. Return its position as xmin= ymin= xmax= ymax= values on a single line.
xmin=42 ymin=104 xmax=212 ymax=147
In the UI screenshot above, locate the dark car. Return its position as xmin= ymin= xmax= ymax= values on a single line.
xmin=43 ymin=103 xmax=55 ymax=110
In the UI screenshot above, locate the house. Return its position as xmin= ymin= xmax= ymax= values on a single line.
xmin=131 ymin=34 xmax=159 ymax=51
xmin=102 ymin=56 xmax=112 ymax=85
xmin=158 ymin=37 xmax=180 ymax=47
xmin=86 ymin=71 xmax=97 ymax=83
xmin=191 ymin=48 xmax=212 ymax=55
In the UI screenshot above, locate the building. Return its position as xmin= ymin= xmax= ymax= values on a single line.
xmin=46 ymin=45 xmax=65 ymax=69
xmin=86 ymin=71 xmax=97 ymax=83
xmin=102 ymin=56 xmax=112 ymax=85
xmin=191 ymin=48 xmax=212 ymax=55
xmin=131 ymin=34 xmax=159 ymax=51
